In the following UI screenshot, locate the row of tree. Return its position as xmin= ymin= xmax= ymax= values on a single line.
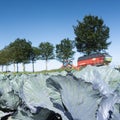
xmin=0 ymin=15 xmax=111 ymax=72
xmin=0 ymin=38 xmax=75 ymax=72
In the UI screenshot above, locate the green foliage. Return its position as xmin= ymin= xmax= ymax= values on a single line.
xmin=39 ymin=42 xmax=54 ymax=60
xmin=7 ymin=38 xmax=33 ymax=72
xmin=56 ymin=38 xmax=75 ymax=64
xmin=30 ymin=46 xmax=40 ymax=61
xmin=8 ymin=38 xmax=33 ymax=64
xmin=0 ymin=48 xmax=10 ymax=65
xmin=74 ymin=15 xmax=111 ymax=55
xmin=0 ymin=47 xmax=13 ymax=72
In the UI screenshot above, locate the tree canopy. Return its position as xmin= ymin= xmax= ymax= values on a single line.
xmin=8 ymin=38 xmax=33 ymax=72
xmin=56 ymin=38 xmax=75 ymax=65
xmin=74 ymin=15 xmax=111 ymax=55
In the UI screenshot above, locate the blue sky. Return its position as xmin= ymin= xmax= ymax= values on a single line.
xmin=0 ymin=0 xmax=120 ymax=67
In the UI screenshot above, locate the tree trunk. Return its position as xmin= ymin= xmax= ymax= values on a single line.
xmin=23 ymin=63 xmax=25 ymax=72
xmin=63 ymin=59 xmax=65 ymax=67
xmin=32 ymin=61 xmax=35 ymax=72
xmin=6 ymin=65 xmax=8 ymax=72
xmin=17 ymin=63 xmax=19 ymax=73
xmin=46 ymin=60 xmax=48 ymax=71
xmin=1 ymin=65 xmax=4 ymax=72
xmin=13 ymin=63 xmax=16 ymax=72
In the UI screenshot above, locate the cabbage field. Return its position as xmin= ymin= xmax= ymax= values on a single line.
xmin=0 ymin=65 xmax=120 ymax=120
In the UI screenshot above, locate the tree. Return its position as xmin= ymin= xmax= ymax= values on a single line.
xmin=56 ymin=38 xmax=75 ymax=65
xmin=30 ymin=47 xmax=40 ymax=72
xmin=0 ymin=47 xmax=12 ymax=72
xmin=8 ymin=38 xmax=33 ymax=72
xmin=39 ymin=42 xmax=54 ymax=70
xmin=0 ymin=50 xmax=6 ymax=72
xmin=74 ymin=15 xmax=111 ymax=55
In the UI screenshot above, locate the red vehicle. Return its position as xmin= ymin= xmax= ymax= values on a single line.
xmin=77 ymin=53 xmax=112 ymax=68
